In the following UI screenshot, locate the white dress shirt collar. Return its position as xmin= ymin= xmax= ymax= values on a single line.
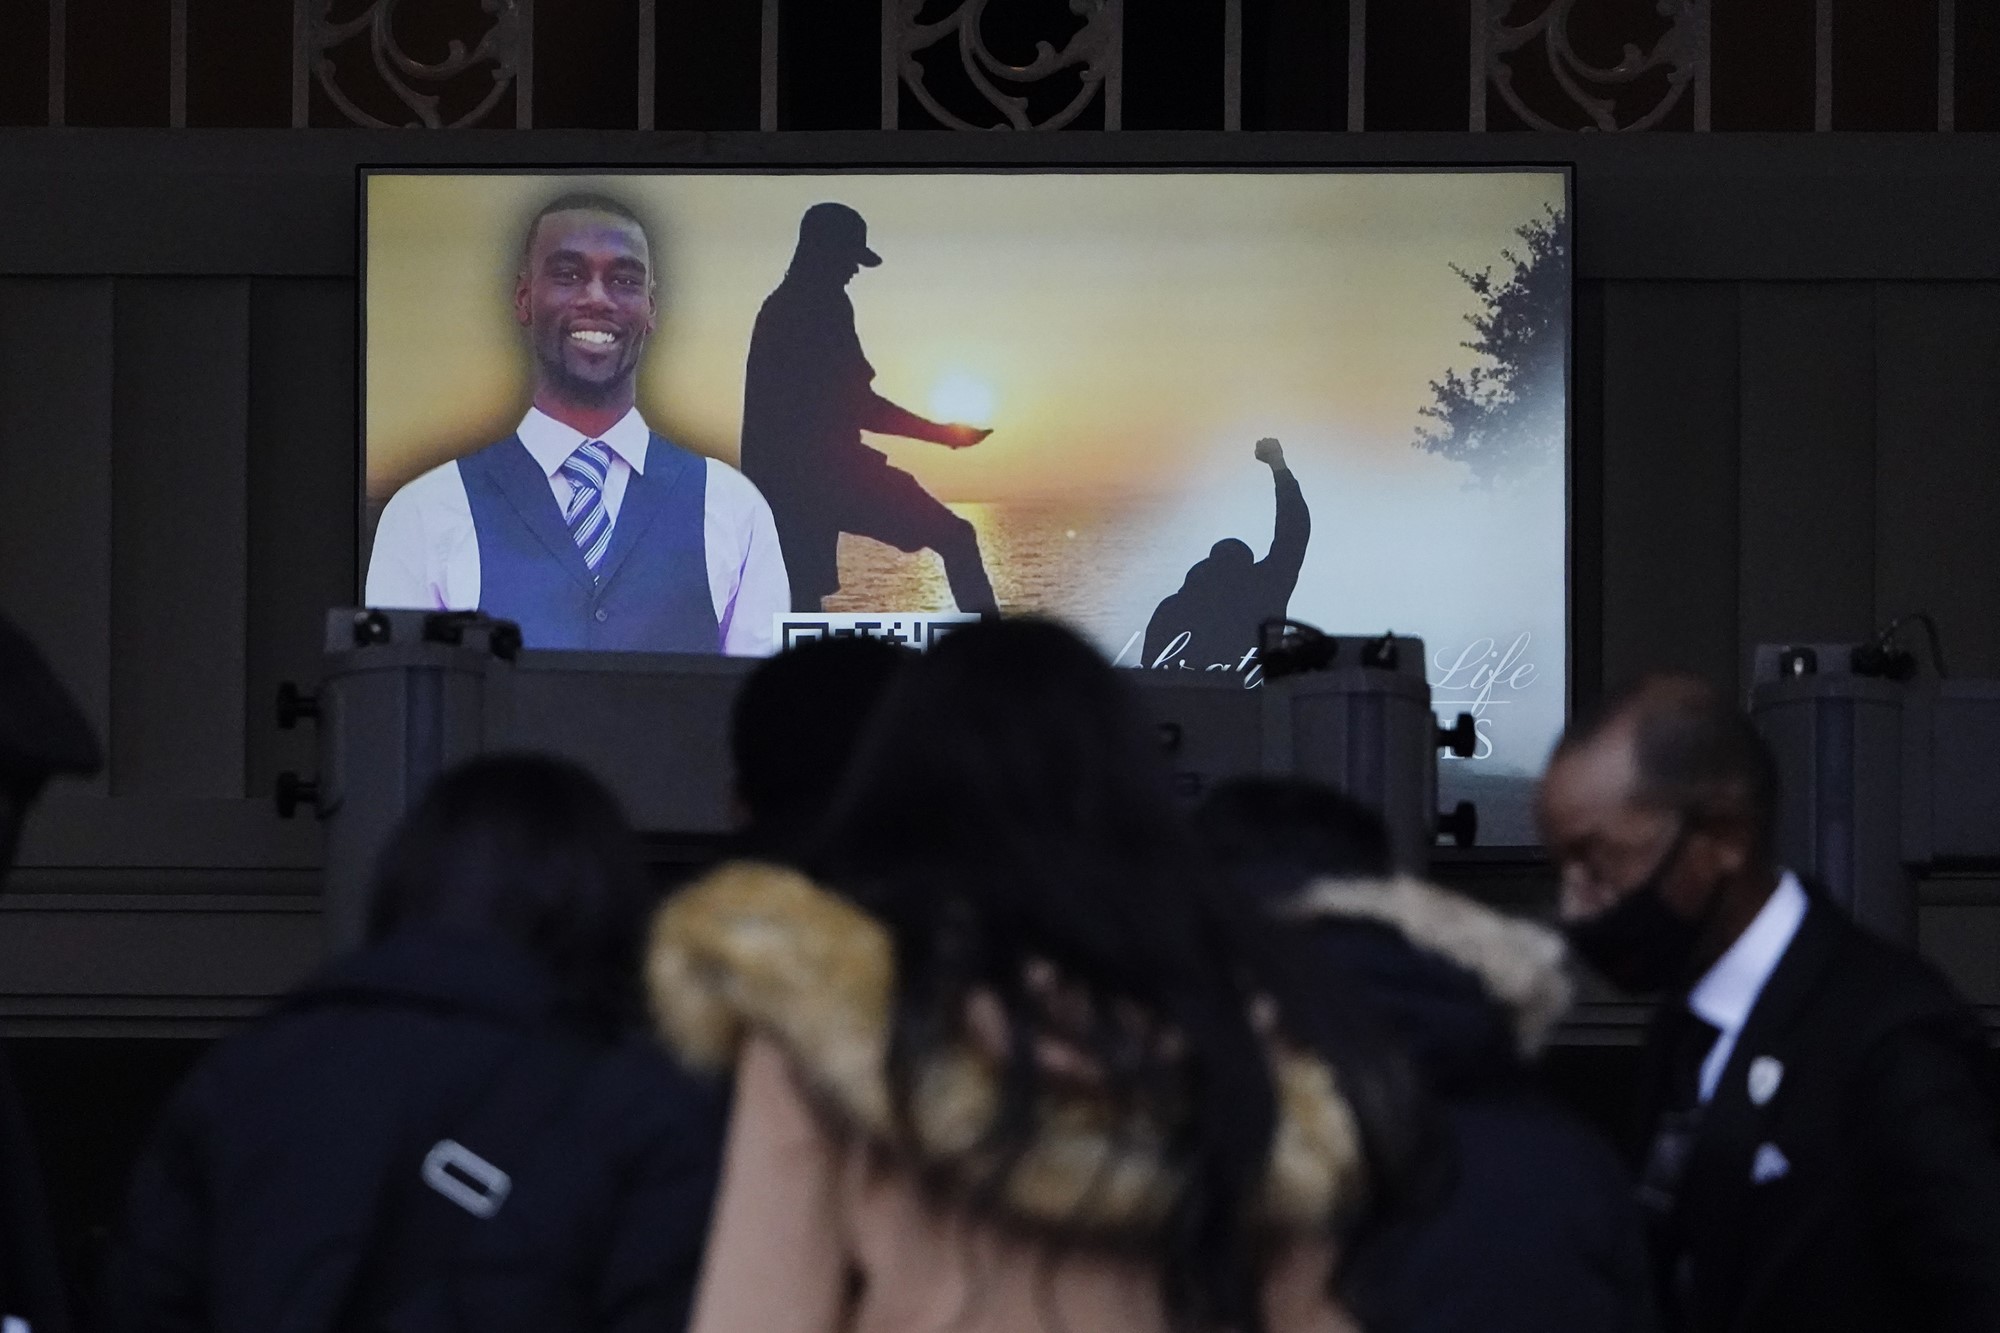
xmin=1686 ymin=871 xmax=1809 ymax=1100
xmin=516 ymin=405 xmax=651 ymax=477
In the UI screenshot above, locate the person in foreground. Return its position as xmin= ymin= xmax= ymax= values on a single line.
xmin=727 ymin=632 xmax=909 ymax=862
xmin=1195 ymin=777 xmax=1656 ymax=1333
xmin=104 ymin=755 xmax=724 ymax=1333
xmin=1541 ymin=675 xmax=2000 ymax=1333
xmin=649 ymin=618 xmax=1436 ymax=1333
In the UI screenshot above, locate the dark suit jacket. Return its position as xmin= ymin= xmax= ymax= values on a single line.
xmin=1637 ymin=893 xmax=2000 ymax=1333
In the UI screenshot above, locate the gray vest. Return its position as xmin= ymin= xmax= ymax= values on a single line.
xmin=457 ymin=433 xmax=717 ymax=652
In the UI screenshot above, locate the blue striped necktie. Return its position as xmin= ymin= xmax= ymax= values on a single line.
xmin=559 ymin=440 xmax=614 ymax=576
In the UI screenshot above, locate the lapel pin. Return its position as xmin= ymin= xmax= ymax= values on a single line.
xmin=1747 ymin=1055 xmax=1784 ymax=1107
xmin=1751 ymin=1142 xmax=1790 ymax=1185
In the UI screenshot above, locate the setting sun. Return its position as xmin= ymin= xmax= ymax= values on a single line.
xmin=928 ymin=371 xmax=996 ymax=427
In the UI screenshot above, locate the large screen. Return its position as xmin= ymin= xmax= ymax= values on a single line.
xmin=363 ymin=168 xmax=1570 ymax=841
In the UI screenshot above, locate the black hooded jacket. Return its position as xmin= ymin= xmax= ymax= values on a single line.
xmin=1290 ymin=877 xmax=1656 ymax=1333
xmin=101 ymin=929 xmax=724 ymax=1333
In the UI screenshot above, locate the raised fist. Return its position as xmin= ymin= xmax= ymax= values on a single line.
xmin=1253 ymin=437 xmax=1285 ymax=468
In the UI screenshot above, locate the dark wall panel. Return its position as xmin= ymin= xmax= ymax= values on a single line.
xmin=0 ymin=894 xmax=318 ymax=1010
xmin=64 ymin=0 xmax=170 ymax=127
xmin=531 ymin=0 xmax=641 ymax=129
xmin=245 ymin=280 xmax=359 ymax=800
xmin=1241 ymin=0 xmax=1347 ymax=131
xmin=1874 ymin=284 xmax=2000 ymax=675
xmin=1571 ymin=278 xmax=1606 ymax=706
xmin=1964 ymin=0 xmax=2000 ymax=131
xmin=187 ymin=0 xmax=291 ymax=128
xmin=1364 ymin=0 xmax=1469 ymax=130
xmin=1736 ymin=284 xmax=1877 ymax=665
xmin=1831 ymin=0 xmax=1939 ymax=131
xmin=0 ymin=1 xmax=50 ymax=127
xmin=1125 ymin=0 xmax=1227 ymax=129
xmin=1711 ymin=0 xmax=1816 ymax=131
xmin=777 ymin=0 xmax=876 ymax=130
xmin=1599 ymin=283 xmax=1741 ymax=690
xmin=655 ymin=2 xmax=761 ymax=130
xmin=0 ymin=279 xmax=115 ymax=793
xmin=109 ymin=279 xmax=250 ymax=798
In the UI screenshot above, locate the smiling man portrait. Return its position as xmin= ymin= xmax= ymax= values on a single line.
xmin=366 ymin=192 xmax=790 ymax=655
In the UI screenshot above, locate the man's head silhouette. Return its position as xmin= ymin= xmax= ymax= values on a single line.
xmin=1185 ymin=537 xmax=1254 ymax=591
xmin=514 ymin=192 xmax=657 ymax=411
xmin=1208 ymin=538 xmax=1253 ymax=568
xmin=792 ymin=202 xmax=882 ymax=284
xmin=730 ymin=634 xmax=908 ymax=860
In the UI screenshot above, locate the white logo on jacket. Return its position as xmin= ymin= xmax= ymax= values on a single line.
xmin=1747 ymin=1055 xmax=1785 ymax=1107
xmin=1751 ymin=1142 xmax=1791 ymax=1185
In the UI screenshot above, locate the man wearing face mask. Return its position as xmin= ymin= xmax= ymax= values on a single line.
xmin=1539 ymin=675 xmax=2000 ymax=1333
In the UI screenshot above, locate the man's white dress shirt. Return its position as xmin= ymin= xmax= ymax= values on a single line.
xmin=366 ymin=407 xmax=790 ymax=656
xmin=1686 ymin=871 xmax=1810 ymax=1104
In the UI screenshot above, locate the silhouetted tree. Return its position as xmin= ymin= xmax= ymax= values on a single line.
xmin=1414 ymin=204 xmax=1569 ymax=488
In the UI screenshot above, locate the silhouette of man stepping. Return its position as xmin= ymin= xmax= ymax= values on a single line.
xmin=741 ymin=203 xmax=998 ymax=614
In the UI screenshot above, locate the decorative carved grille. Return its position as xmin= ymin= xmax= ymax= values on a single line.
xmin=294 ymin=0 xmax=531 ymax=129
xmin=883 ymin=0 xmax=1122 ymax=131
xmin=1480 ymin=0 xmax=1710 ymax=133
xmin=17 ymin=0 xmax=1973 ymax=133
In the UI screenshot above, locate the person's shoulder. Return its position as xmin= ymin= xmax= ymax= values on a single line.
xmin=629 ymin=431 xmax=717 ymax=481
xmin=1804 ymin=896 xmax=1976 ymax=1030
xmin=543 ymin=1032 xmax=730 ymax=1171
xmin=699 ymin=452 xmax=753 ymax=485
xmin=1811 ymin=897 xmax=1952 ymax=992
xmin=157 ymin=997 xmax=398 ymax=1128
xmin=701 ymin=455 xmax=777 ymax=511
xmin=754 ymin=278 xmax=829 ymax=316
xmin=380 ymin=453 xmax=474 ymax=515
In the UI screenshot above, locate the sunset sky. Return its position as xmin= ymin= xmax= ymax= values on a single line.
xmin=367 ymin=169 xmax=1565 ymax=503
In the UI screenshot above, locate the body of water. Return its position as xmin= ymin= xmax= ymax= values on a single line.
xmin=823 ymin=499 xmax=1180 ymax=655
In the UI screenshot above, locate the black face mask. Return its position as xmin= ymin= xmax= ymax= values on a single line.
xmin=1564 ymin=823 xmax=1715 ymax=994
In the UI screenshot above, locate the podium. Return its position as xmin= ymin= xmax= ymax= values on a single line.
xmin=283 ymin=611 xmax=1476 ymax=947
xmin=1751 ymin=643 xmax=2000 ymax=944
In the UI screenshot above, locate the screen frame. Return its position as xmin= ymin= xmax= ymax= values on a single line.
xmin=356 ymin=156 xmax=1576 ymax=850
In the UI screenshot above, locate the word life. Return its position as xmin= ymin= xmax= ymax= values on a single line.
xmin=1429 ymin=632 xmax=1540 ymax=762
